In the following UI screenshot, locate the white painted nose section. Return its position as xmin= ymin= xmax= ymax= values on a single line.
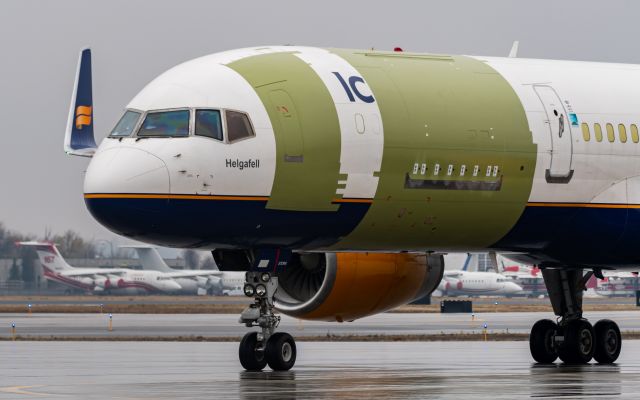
xmin=84 ymin=147 xmax=170 ymax=194
xmin=162 ymin=279 xmax=182 ymax=292
xmin=506 ymin=282 xmax=523 ymax=294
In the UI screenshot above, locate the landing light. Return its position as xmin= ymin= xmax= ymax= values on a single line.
xmin=243 ymin=284 xmax=255 ymax=297
xmin=260 ymin=273 xmax=271 ymax=283
xmin=255 ymin=284 xmax=267 ymax=297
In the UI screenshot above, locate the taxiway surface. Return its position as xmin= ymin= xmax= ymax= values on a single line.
xmin=0 ymin=340 xmax=637 ymax=399
xmin=2 ymin=311 xmax=640 ymax=338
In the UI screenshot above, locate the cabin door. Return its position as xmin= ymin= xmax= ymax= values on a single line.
xmin=534 ymin=85 xmax=573 ymax=183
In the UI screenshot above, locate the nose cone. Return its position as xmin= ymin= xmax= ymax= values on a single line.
xmin=507 ymin=282 xmax=523 ymax=294
xmin=163 ymin=279 xmax=182 ymax=292
xmin=84 ymin=147 xmax=170 ymax=238
xmin=84 ymin=147 xmax=169 ymax=194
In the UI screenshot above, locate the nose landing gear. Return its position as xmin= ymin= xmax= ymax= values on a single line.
xmin=238 ymin=272 xmax=297 ymax=371
xmin=529 ymin=269 xmax=622 ymax=364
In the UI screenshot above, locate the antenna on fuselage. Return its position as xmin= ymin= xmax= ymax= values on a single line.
xmin=508 ymin=41 xmax=519 ymax=58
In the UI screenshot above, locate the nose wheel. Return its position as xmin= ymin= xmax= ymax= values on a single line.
xmin=238 ymin=272 xmax=297 ymax=371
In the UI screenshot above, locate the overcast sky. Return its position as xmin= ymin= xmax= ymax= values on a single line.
xmin=0 ymin=0 xmax=637 ymax=246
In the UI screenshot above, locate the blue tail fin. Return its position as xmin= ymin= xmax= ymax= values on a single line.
xmin=64 ymin=48 xmax=97 ymax=157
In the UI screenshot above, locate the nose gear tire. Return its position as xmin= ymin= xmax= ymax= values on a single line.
xmin=265 ymin=332 xmax=297 ymax=371
xmin=239 ymin=332 xmax=267 ymax=371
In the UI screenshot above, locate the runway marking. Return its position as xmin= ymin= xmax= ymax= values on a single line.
xmin=0 ymin=385 xmax=53 ymax=396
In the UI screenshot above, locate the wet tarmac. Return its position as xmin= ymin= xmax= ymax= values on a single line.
xmin=2 ymin=311 xmax=640 ymax=338
xmin=0 ymin=295 xmax=636 ymax=306
xmin=0 ymin=340 xmax=637 ymax=399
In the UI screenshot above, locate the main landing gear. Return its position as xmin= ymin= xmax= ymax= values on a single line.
xmin=238 ymin=271 xmax=297 ymax=371
xmin=530 ymin=269 xmax=622 ymax=364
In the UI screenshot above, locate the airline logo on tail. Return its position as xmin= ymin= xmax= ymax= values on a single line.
xmin=75 ymin=105 xmax=92 ymax=129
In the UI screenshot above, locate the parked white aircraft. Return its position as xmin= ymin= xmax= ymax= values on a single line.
xmin=435 ymin=253 xmax=523 ymax=296
xmin=18 ymin=242 xmax=182 ymax=295
xmin=437 ymin=270 xmax=522 ymax=297
xmin=123 ymin=245 xmax=245 ymax=295
xmin=497 ymin=255 xmax=547 ymax=297
xmin=596 ymin=271 xmax=639 ymax=297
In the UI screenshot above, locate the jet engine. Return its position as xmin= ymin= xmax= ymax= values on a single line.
xmin=77 ymin=277 xmax=94 ymax=287
xmin=274 ymin=252 xmax=444 ymax=322
xmin=93 ymin=276 xmax=109 ymax=290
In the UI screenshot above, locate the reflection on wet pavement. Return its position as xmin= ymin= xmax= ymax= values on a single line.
xmin=0 ymin=341 xmax=638 ymax=399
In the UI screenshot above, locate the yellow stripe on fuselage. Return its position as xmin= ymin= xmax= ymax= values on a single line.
xmin=527 ymin=202 xmax=640 ymax=209
xmin=83 ymin=193 xmax=373 ymax=204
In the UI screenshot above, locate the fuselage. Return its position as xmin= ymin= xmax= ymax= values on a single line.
xmin=43 ymin=266 xmax=181 ymax=294
xmin=83 ymin=46 xmax=640 ymax=269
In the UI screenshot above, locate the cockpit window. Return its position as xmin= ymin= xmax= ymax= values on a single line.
xmin=226 ymin=110 xmax=255 ymax=142
xmin=110 ymin=110 xmax=141 ymax=137
xmin=137 ymin=110 xmax=190 ymax=137
xmin=195 ymin=110 xmax=223 ymax=141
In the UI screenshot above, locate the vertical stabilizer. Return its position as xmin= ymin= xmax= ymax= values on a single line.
xmin=17 ymin=242 xmax=74 ymax=272
xmin=123 ymin=246 xmax=173 ymax=272
xmin=64 ymin=48 xmax=97 ymax=157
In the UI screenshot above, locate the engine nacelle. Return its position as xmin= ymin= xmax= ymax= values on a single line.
xmin=77 ymin=277 xmax=94 ymax=286
xmin=274 ymin=252 xmax=444 ymax=322
xmin=94 ymin=276 xmax=108 ymax=289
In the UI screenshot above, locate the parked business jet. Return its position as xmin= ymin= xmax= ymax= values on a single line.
xmin=65 ymin=44 xmax=637 ymax=369
xmin=122 ymin=245 xmax=245 ymax=295
xmin=18 ymin=242 xmax=182 ymax=294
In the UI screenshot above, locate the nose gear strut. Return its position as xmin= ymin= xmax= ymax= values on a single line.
xmin=238 ymin=271 xmax=297 ymax=371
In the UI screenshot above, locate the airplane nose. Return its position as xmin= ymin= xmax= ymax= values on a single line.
xmin=509 ymin=283 xmax=523 ymax=293
xmin=84 ymin=147 xmax=169 ymax=194
xmin=165 ymin=280 xmax=182 ymax=291
xmin=83 ymin=147 xmax=170 ymax=238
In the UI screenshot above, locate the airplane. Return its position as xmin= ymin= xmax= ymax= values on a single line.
xmin=498 ymin=256 xmax=547 ymax=297
xmin=595 ymin=271 xmax=640 ymax=297
xmin=17 ymin=242 xmax=182 ymax=295
xmin=122 ymin=245 xmax=245 ymax=295
xmin=63 ymin=44 xmax=638 ymax=370
xmin=436 ymin=255 xmax=523 ymax=296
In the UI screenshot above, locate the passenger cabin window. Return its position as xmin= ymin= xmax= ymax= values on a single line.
xmin=226 ymin=111 xmax=255 ymax=142
xmin=632 ymin=124 xmax=639 ymax=143
xmin=594 ymin=123 xmax=603 ymax=142
xmin=137 ymin=110 xmax=190 ymax=137
xmin=606 ymin=123 xmax=615 ymax=143
xmin=619 ymin=124 xmax=627 ymax=143
xmin=195 ymin=110 xmax=223 ymax=141
xmin=581 ymin=123 xmax=590 ymax=142
xmin=110 ymin=110 xmax=141 ymax=137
